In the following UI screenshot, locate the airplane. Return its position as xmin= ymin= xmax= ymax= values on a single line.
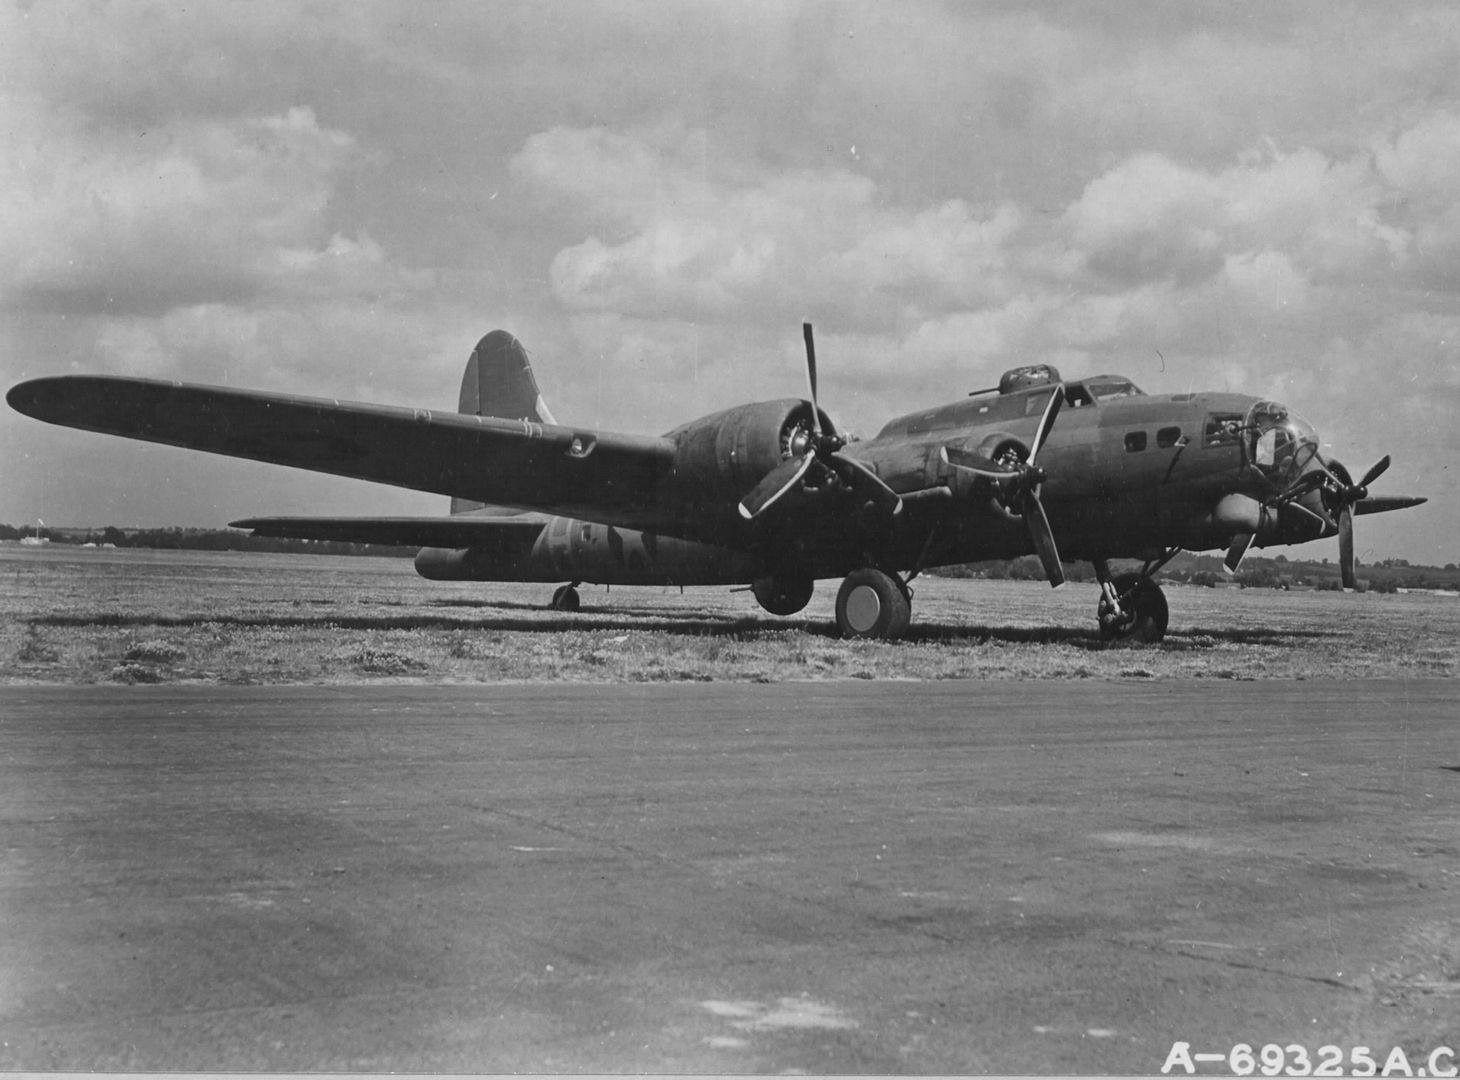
xmin=7 ymin=325 xmax=1426 ymax=642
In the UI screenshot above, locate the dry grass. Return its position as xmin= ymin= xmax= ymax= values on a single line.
xmin=1 ymin=545 xmax=1456 ymax=684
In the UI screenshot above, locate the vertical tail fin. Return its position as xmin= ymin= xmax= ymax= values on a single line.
xmin=452 ymin=331 xmax=558 ymax=515
xmin=458 ymin=330 xmax=556 ymax=424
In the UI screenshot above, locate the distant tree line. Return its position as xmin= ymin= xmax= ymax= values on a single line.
xmin=0 ymin=523 xmax=414 ymax=558
xmin=4 ymin=522 xmax=1457 ymax=590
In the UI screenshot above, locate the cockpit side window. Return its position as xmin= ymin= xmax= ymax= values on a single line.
xmin=1203 ymin=413 xmax=1244 ymax=447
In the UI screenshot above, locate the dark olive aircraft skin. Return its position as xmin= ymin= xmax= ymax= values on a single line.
xmin=6 ymin=328 xmax=1424 ymax=641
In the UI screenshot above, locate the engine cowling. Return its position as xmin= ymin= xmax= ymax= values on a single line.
xmin=665 ymin=398 xmax=836 ymax=506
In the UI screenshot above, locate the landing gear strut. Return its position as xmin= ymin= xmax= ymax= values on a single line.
xmin=1094 ymin=555 xmax=1173 ymax=644
xmin=835 ymin=567 xmax=911 ymax=640
xmin=550 ymin=582 xmax=581 ymax=612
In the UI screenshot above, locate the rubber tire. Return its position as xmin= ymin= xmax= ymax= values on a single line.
xmin=835 ymin=568 xmax=911 ymax=640
xmin=1098 ymin=573 xmax=1168 ymax=644
xmin=751 ymin=575 xmax=815 ymax=616
xmin=550 ymin=584 xmax=580 ymax=612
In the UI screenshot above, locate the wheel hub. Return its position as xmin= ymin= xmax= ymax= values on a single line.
xmin=844 ymin=584 xmax=883 ymax=633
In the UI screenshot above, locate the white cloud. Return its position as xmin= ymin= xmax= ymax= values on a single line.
xmin=515 ymin=123 xmax=1027 ymax=330
xmin=0 ymin=106 xmax=427 ymax=317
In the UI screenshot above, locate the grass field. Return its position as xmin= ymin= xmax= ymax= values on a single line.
xmin=2 ymin=545 xmax=1456 ymax=684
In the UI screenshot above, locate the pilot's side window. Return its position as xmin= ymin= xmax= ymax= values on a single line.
xmin=1204 ymin=413 xmax=1244 ymax=447
xmin=1124 ymin=431 xmax=1147 ymax=452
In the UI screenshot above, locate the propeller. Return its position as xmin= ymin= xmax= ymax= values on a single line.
xmin=738 ymin=323 xmax=904 ymax=522
xmin=1263 ymin=453 xmax=1393 ymax=589
xmin=1328 ymin=455 xmax=1389 ymax=590
xmin=1015 ymin=387 xmax=1066 ymax=586
xmin=1227 ymin=453 xmax=1399 ymax=586
xmin=938 ymin=385 xmax=1067 ymax=587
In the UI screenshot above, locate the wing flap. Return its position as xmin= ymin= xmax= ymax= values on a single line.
xmin=9 ymin=376 xmax=677 ymax=528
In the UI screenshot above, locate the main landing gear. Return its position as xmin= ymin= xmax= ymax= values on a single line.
xmin=1094 ymin=555 xmax=1172 ymax=644
xmin=835 ymin=567 xmax=912 ymax=640
xmin=550 ymin=582 xmax=581 ymax=612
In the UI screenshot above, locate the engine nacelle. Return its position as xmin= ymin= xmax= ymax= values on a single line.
xmin=665 ymin=398 xmax=836 ymax=505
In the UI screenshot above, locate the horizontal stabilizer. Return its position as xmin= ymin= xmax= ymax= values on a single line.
xmin=231 ymin=514 xmax=546 ymax=548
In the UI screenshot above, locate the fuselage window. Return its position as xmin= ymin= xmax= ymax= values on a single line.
xmin=1125 ymin=431 xmax=1147 ymax=452
xmin=1157 ymin=426 xmax=1183 ymax=448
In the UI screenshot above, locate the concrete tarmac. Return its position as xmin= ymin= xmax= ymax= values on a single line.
xmin=1 ymin=680 xmax=1457 ymax=1074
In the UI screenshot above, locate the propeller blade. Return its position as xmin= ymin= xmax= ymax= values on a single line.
xmin=831 ymin=452 xmax=904 ymax=518
xmin=1021 ymin=489 xmax=1065 ymax=587
xmin=940 ymin=446 xmax=1015 ymax=482
xmin=802 ymin=322 xmax=821 ymax=438
xmin=738 ymin=452 xmax=816 ymax=521
xmin=1224 ymin=532 xmax=1255 ymax=574
xmin=1357 ymin=455 xmax=1391 ymax=492
xmin=1339 ymin=505 xmax=1357 ymax=590
xmin=1027 ymin=384 xmax=1065 ymax=467
xmin=1353 ymin=494 xmax=1427 ymax=516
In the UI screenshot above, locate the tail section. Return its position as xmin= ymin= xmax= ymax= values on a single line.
xmin=458 ymin=330 xmax=556 ymax=424
xmin=452 ymin=330 xmax=558 ymax=515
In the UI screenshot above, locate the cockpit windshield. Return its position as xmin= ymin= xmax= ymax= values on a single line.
xmin=1084 ymin=376 xmax=1143 ymax=401
xmin=1244 ymin=400 xmax=1321 ymax=491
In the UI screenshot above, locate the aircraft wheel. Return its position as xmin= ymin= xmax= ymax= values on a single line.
xmin=835 ymin=568 xmax=911 ymax=640
xmin=751 ymin=575 xmax=814 ymax=616
xmin=1098 ymin=573 xmax=1168 ymax=644
xmin=550 ymin=584 xmax=581 ymax=612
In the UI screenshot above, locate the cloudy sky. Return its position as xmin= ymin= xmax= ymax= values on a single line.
xmin=2 ymin=1 xmax=1455 ymax=563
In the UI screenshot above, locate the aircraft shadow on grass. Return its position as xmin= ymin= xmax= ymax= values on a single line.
xmin=28 ymin=605 xmax=1338 ymax=650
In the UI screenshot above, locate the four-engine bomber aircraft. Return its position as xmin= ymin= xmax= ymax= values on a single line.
xmin=7 ymin=326 xmax=1425 ymax=642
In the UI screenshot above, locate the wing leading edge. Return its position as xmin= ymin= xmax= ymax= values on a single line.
xmin=8 ymin=375 xmax=680 ymax=531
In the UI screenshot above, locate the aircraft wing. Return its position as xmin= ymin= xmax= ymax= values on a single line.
xmin=231 ymin=514 xmax=547 ymax=547
xmin=8 ymin=375 xmax=681 ymax=531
